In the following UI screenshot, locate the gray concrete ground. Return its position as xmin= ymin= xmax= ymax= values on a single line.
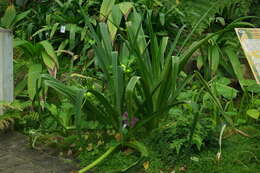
xmin=0 ymin=132 xmax=76 ymax=173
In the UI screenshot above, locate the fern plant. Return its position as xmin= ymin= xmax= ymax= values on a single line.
xmin=0 ymin=115 xmax=15 ymax=131
xmin=0 ymin=4 xmax=30 ymax=29
xmin=0 ymin=100 xmax=31 ymax=131
xmin=179 ymin=0 xmax=252 ymax=34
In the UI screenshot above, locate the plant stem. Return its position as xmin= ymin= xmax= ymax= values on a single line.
xmin=78 ymin=143 xmax=120 ymax=173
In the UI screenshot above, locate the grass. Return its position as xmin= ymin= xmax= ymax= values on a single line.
xmin=75 ymin=123 xmax=260 ymax=173
xmin=173 ymin=124 xmax=260 ymax=173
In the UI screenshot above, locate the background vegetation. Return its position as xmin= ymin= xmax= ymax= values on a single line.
xmin=0 ymin=0 xmax=260 ymax=172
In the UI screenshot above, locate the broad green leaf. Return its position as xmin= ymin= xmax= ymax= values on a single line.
xmin=42 ymin=75 xmax=84 ymax=132
xmin=196 ymin=71 xmax=234 ymax=126
xmin=0 ymin=5 xmax=16 ymax=28
xmin=159 ymin=12 xmax=165 ymax=26
xmin=107 ymin=5 xmax=122 ymax=41
xmin=246 ymin=109 xmax=260 ymax=120
xmin=100 ymin=22 xmax=113 ymax=59
xmin=213 ymin=82 xmax=238 ymax=100
xmin=15 ymin=77 xmax=27 ymax=96
xmin=13 ymin=39 xmax=30 ymax=47
xmin=57 ymin=39 xmax=69 ymax=56
xmin=211 ymin=45 xmax=220 ymax=74
xmin=253 ymin=99 xmax=260 ymax=106
xmin=42 ymin=51 xmax=55 ymax=70
xmin=195 ymin=72 xmax=223 ymax=112
xmin=54 ymin=0 xmax=64 ymax=7
xmin=32 ymin=26 xmax=50 ymax=38
xmin=69 ymin=24 xmax=76 ymax=50
xmin=80 ymin=27 xmax=88 ymax=41
xmin=197 ymin=55 xmax=203 ymax=69
xmin=28 ymin=64 xmax=42 ymax=100
xmin=126 ymin=76 xmax=140 ymax=116
xmin=126 ymin=10 xmax=147 ymax=55
xmin=180 ymin=31 xmax=223 ymax=69
xmin=13 ymin=39 xmax=36 ymax=57
xmin=112 ymin=52 xmax=123 ymax=113
xmin=118 ymin=2 xmax=133 ymax=19
xmin=87 ymin=90 xmax=119 ymax=129
xmin=159 ymin=37 xmax=168 ymax=66
xmin=39 ymin=41 xmax=59 ymax=68
xmin=216 ymin=77 xmax=231 ymax=86
xmin=100 ymin=0 xmax=115 ymax=21
xmin=46 ymin=104 xmax=58 ymax=116
xmin=50 ymin=23 xmax=59 ymax=39
xmin=13 ymin=9 xmax=31 ymax=26
xmin=224 ymin=48 xmax=244 ymax=90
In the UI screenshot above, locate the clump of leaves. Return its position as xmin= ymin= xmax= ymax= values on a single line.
xmin=0 ymin=100 xmax=32 ymax=132
xmin=148 ymin=106 xmax=214 ymax=165
xmin=0 ymin=115 xmax=15 ymax=132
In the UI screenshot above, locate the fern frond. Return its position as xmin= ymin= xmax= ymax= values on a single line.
xmin=179 ymin=0 xmax=252 ymax=34
xmin=0 ymin=114 xmax=18 ymax=131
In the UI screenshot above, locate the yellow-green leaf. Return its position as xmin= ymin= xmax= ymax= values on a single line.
xmin=42 ymin=51 xmax=55 ymax=70
xmin=1 ymin=5 xmax=16 ymax=28
xmin=100 ymin=0 xmax=115 ymax=21
xmin=28 ymin=64 xmax=42 ymax=100
xmin=247 ymin=109 xmax=260 ymax=120
xmin=39 ymin=41 xmax=59 ymax=68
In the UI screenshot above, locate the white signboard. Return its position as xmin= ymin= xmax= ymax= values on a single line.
xmin=236 ymin=28 xmax=260 ymax=84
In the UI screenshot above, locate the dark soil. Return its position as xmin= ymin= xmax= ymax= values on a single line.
xmin=0 ymin=132 xmax=77 ymax=173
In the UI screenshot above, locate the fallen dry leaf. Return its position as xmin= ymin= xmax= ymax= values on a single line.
xmin=115 ymin=133 xmax=122 ymax=141
xmin=179 ymin=165 xmax=187 ymax=172
xmin=123 ymin=148 xmax=134 ymax=155
xmin=87 ymin=143 xmax=93 ymax=151
xmin=67 ymin=149 xmax=73 ymax=156
xmin=143 ymin=161 xmax=149 ymax=170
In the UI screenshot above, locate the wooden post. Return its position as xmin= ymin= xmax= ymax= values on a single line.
xmin=0 ymin=28 xmax=13 ymax=115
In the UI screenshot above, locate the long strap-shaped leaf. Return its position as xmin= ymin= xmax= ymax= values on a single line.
xmin=87 ymin=89 xmax=119 ymax=130
xmin=195 ymin=71 xmax=233 ymax=125
xmin=42 ymin=75 xmax=84 ymax=132
xmin=179 ymin=18 xmax=255 ymax=71
xmin=78 ymin=143 xmax=120 ymax=173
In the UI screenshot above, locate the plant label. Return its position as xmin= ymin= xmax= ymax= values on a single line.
xmin=60 ymin=25 xmax=66 ymax=33
xmin=236 ymin=28 xmax=260 ymax=84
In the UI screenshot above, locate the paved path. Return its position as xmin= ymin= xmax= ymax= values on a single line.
xmin=0 ymin=132 xmax=77 ymax=173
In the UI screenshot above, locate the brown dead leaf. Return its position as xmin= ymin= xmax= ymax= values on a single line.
xmin=59 ymin=152 xmax=63 ymax=156
xmin=123 ymin=148 xmax=134 ymax=155
xmin=179 ymin=165 xmax=187 ymax=172
xmin=67 ymin=149 xmax=73 ymax=156
xmin=115 ymin=133 xmax=122 ymax=141
xmin=69 ymin=171 xmax=78 ymax=173
xmin=70 ymin=143 xmax=76 ymax=148
xmin=143 ymin=161 xmax=149 ymax=170
xmin=87 ymin=143 xmax=93 ymax=151
xmin=97 ymin=140 xmax=104 ymax=147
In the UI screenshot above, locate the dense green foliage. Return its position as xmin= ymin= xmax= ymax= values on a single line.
xmin=0 ymin=0 xmax=260 ymax=172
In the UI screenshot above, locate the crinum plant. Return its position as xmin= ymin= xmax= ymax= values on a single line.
xmin=41 ymin=7 xmax=250 ymax=173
